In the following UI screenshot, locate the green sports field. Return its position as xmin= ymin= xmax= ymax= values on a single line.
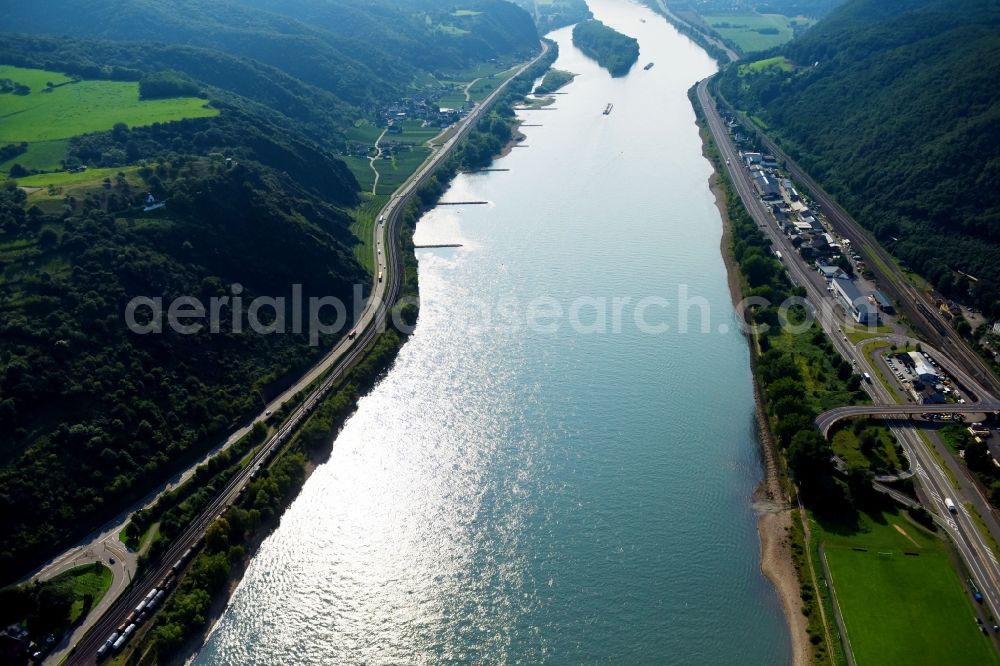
xmin=819 ymin=511 xmax=999 ymax=665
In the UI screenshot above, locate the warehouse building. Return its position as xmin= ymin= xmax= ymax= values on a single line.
xmin=872 ymin=290 xmax=894 ymax=314
xmin=907 ymin=351 xmax=939 ymax=383
xmin=832 ymin=275 xmax=877 ymax=324
xmin=751 ymin=171 xmax=781 ymax=200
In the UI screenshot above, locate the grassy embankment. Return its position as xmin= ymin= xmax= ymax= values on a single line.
xmin=348 ymin=194 xmax=390 ymax=274
xmin=0 ymin=65 xmax=216 ymax=173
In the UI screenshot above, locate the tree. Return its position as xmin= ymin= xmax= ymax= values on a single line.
xmin=111 ymin=122 xmax=129 ymax=143
xmin=38 ymin=227 xmax=59 ymax=248
xmin=743 ymin=254 xmax=777 ymax=287
xmin=774 ymin=412 xmax=814 ymax=449
xmin=835 ymin=254 xmax=854 ymax=277
xmin=205 ymin=517 xmax=230 ymax=552
xmin=859 ymin=428 xmax=879 ymax=455
xmin=27 ymin=584 xmax=73 ymax=637
xmin=788 ymin=429 xmax=832 ymax=484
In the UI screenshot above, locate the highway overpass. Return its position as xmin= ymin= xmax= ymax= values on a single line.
xmin=816 ymin=402 xmax=1000 ymax=438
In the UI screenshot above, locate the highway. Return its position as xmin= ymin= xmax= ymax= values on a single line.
xmin=697 ymin=78 xmax=1000 ymax=637
xmin=60 ymin=41 xmax=550 ymax=666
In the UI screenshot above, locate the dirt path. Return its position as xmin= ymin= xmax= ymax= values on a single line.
xmin=368 ymin=127 xmax=388 ymax=195
xmin=800 ymin=505 xmax=838 ymax=665
xmin=463 ymin=77 xmax=481 ymax=103
xmin=894 ymin=523 xmax=922 ymax=548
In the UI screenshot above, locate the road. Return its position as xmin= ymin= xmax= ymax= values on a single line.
xmin=817 ymin=402 xmax=1000 ymax=438
xmin=697 ymin=78 xmax=1000 ymax=640
xmin=59 ymin=41 xmax=549 ymax=666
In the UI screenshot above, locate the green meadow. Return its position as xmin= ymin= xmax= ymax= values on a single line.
xmin=739 ymin=56 xmax=793 ymax=75
xmin=703 ymin=14 xmax=814 ymax=53
xmin=0 ymin=65 xmax=217 ymax=170
xmin=375 ymin=147 xmax=430 ymax=195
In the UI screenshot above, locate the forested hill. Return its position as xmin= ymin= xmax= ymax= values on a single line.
xmin=0 ymin=0 xmax=542 ymax=581
xmin=719 ymin=0 xmax=1000 ymax=315
xmin=2 ymin=0 xmax=539 ymax=107
xmin=509 ymin=0 xmax=592 ymax=32
xmin=0 ymin=34 xmax=360 ymax=158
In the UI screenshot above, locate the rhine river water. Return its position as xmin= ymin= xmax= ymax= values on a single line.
xmin=194 ymin=0 xmax=790 ymax=662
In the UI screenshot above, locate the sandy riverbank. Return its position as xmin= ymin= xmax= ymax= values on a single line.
xmin=702 ymin=131 xmax=809 ymax=666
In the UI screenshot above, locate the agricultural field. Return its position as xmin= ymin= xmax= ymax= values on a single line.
xmin=432 ymin=61 xmax=516 ymax=109
xmin=344 ymin=119 xmax=384 ymax=145
xmin=375 ymin=147 xmax=431 ymax=196
xmin=702 ymin=14 xmax=815 ymax=53
xmin=19 ymin=166 xmax=146 ymax=211
xmin=15 ymin=169 xmax=148 ymax=234
xmin=348 ymin=193 xmax=390 ymax=273
xmin=0 ymin=65 xmax=217 ymax=171
xmin=435 ymin=88 xmax=468 ymax=110
xmin=16 ymin=165 xmax=144 ymax=188
xmin=391 ymin=119 xmax=441 ymax=146
xmin=340 ymin=155 xmax=376 ymax=194
xmin=468 ymin=66 xmax=518 ymax=103
xmin=0 ymin=140 xmax=69 ymax=174
xmin=818 ymin=510 xmax=998 ymax=665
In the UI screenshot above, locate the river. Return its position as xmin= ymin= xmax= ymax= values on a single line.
xmin=193 ymin=0 xmax=790 ymax=662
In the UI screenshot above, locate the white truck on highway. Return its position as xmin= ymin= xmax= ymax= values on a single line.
xmin=945 ymin=497 xmax=957 ymax=514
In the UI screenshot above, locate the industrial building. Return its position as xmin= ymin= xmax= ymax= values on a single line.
xmin=907 ymin=351 xmax=939 ymax=383
xmin=872 ymin=290 xmax=894 ymax=314
xmin=818 ymin=264 xmax=846 ymax=282
xmin=832 ymin=275 xmax=877 ymax=324
xmin=751 ymin=171 xmax=781 ymax=200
